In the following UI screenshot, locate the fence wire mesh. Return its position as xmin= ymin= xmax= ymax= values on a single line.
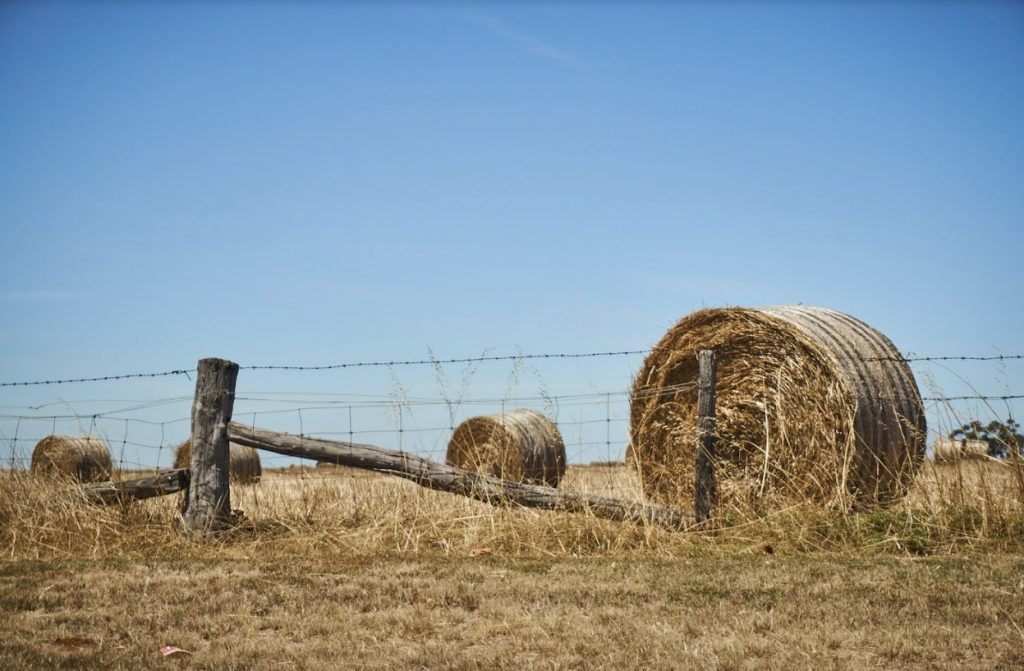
xmin=2 ymin=350 xmax=1021 ymax=486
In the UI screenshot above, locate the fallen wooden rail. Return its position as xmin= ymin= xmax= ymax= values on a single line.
xmin=79 ymin=469 xmax=191 ymax=505
xmin=228 ymin=423 xmax=693 ymax=531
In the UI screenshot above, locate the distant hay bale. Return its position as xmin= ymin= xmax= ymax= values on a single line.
xmin=933 ymin=438 xmax=989 ymax=463
xmin=629 ymin=306 xmax=926 ymax=509
xmin=173 ymin=439 xmax=262 ymax=484
xmin=446 ymin=409 xmax=567 ymax=487
xmin=31 ymin=435 xmax=113 ymax=482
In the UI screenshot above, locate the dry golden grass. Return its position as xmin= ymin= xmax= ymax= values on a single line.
xmin=1 ymin=459 xmax=1022 ymax=562
xmin=2 ymin=554 xmax=1022 ymax=670
xmin=0 ymin=460 xmax=1022 ymax=669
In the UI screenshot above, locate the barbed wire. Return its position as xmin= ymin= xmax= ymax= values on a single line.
xmin=923 ymin=394 xmax=1024 ymax=402
xmin=2 ymin=351 xmax=1021 ymax=388
xmin=0 ymin=351 xmax=647 ymax=387
xmin=859 ymin=354 xmax=1024 ymax=363
xmin=0 ymin=369 xmax=195 ymax=388
xmin=239 ymin=350 xmax=650 ymax=372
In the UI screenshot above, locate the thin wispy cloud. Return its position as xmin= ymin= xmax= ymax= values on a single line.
xmin=464 ymin=12 xmax=576 ymax=64
xmin=0 ymin=291 xmax=93 ymax=303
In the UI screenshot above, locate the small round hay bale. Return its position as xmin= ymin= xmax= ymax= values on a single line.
xmin=173 ymin=439 xmax=262 ymax=484
xmin=446 ymin=409 xmax=567 ymax=487
xmin=630 ymin=306 xmax=926 ymax=509
xmin=31 ymin=435 xmax=113 ymax=482
xmin=933 ymin=438 xmax=989 ymax=463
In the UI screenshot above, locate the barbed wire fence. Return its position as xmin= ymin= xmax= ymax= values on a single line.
xmin=1 ymin=350 xmax=1020 ymax=490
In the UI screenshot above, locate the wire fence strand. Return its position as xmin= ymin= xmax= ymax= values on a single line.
xmin=2 ymin=351 xmax=1021 ymax=388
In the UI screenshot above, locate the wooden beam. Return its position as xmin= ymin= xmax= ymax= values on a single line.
xmin=228 ymin=422 xmax=692 ymax=531
xmin=79 ymin=469 xmax=190 ymax=505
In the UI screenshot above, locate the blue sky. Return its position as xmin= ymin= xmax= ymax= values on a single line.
xmin=1 ymin=2 xmax=1021 ymax=466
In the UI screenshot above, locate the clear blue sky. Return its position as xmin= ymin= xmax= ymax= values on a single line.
xmin=1 ymin=2 xmax=1021 ymax=466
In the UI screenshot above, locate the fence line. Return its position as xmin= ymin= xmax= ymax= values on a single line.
xmin=2 ymin=350 xmax=1022 ymax=388
xmin=2 ymin=348 xmax=1020 ymax=472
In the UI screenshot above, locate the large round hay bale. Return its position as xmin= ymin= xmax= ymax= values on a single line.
xmin=446 ymin=409 xmax=567 ymax=487
xmin=31 ymin=435 xmax=113 ymax=482
xmin=173 ymin=439 xmax=262 ymax=484
xmin=630 ymin=306 xmax=926 ymax=509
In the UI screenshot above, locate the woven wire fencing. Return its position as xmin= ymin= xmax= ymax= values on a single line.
xmin=1 ymin=350 xmax=1021 ymax=488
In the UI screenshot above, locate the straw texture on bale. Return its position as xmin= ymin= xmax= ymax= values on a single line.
xmin=629 ymin=307 xmax=926 ymax=509
xmin=31 ymin=435 xmax=113 ymax=483
xmin=173 ymin=439 xmax=262 ymax=484
xmin=446 ymin=409 xmax=567 ymax=487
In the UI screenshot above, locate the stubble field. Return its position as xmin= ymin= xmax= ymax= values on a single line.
xmin=1 ymin=460 xmax=1022 ymax=670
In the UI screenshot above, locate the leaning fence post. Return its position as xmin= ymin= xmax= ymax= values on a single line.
xmin=182 ymin=357 xmax=238 ymax=535
xmin=695 ymin=349 xmax=718 ymax=524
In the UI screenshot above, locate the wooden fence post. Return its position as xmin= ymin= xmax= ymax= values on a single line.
xmin=182 ymin=357 xmax=238 ymax=535
xmin=694 ymin=349 xmax=717 ymax=524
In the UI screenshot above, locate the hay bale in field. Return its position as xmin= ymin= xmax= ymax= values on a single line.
xmin=933 ymin=438 xmax=990 ymax=462
xmin=31 ymin=435 xmax=113 ymax=482
xmin=629 ymin=306 xmax=926 ymax=509
xmin=446 ymin=409 xmax=567 ymax=487
xmin=172 ymin=439 xmax=262 ymax=484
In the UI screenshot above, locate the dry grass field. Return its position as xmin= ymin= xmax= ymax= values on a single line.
xmin=1 ymin=459 xmax=1023 ymax=669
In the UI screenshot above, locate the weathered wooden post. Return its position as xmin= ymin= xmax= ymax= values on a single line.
xmin=694 ymin=349 xmax=717 ymax=525
xmin=182 ymin=357 xmax=238 ymax=535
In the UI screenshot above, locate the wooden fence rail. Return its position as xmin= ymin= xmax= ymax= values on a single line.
xmin=227 ymin=423 xmax=693 ymax=531
xmin=79 ymin=468 xmax=190 ymax=505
